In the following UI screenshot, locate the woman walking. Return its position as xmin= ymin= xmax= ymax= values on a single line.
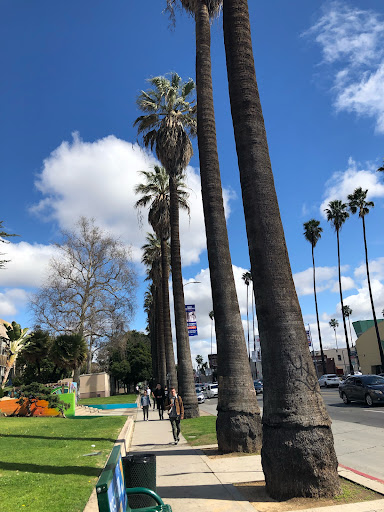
xmin=140 ymin=390 xmax=151 ymax=421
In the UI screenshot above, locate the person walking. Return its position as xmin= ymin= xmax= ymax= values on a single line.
xmin=165 ymin=388 xmax=184 ymax=444
xmin=146 ymin=385 xmax=152 ymax=408
xmin=140 ymin=390 xmax=151 ymax=421
xmin=152 ymin=383 xmax=165 ymax=420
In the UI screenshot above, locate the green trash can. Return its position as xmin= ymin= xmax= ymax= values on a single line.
xmin=122 ymin=453 xmax=156 ymax=508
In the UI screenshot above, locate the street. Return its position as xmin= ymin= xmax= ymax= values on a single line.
xmin=199 ymin=389 xmax=384 ymax=481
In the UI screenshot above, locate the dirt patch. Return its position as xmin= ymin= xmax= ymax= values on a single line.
xmin=234 ymin=479 xmax=383 ymax=511
xmin=202 ymin=446 xmax=259 ymax=459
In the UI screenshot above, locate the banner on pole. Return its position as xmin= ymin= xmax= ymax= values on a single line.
xmin=305 ymin=329 xmax=312 ymax=347
xmin=185 ymin=304 xmax=198 ymax=336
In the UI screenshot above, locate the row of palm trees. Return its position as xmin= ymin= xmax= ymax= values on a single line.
xmin=133 ymin=0 xmax=341 ymax=499
xmin=304 ymin=187 xmax=384 ymax=375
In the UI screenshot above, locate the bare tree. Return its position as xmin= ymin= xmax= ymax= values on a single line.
xmin=30 ymin=217 xmax=137 ymax=382
xmin=0 ymin=221 xmax=19 ymax=269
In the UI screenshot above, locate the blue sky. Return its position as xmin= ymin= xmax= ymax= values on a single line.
xmin=1 ymin=0 xmax=384 ymax=365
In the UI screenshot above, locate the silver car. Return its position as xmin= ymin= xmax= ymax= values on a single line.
xmin=196 ymin=387 xmax=205 ymax=403
xmin=318 ymin=374 xmax=341 ymax=388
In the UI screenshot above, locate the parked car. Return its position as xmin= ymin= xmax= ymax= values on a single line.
xmin=339 ymin=375 xmax=384 ymax=406
xmin=195 ymin=387 xmax=205 ymax=403
xmin=318 ymin=374 xmax=341 ymax=388
xmin=253 ymin=380 xmax=263 ymax=394
xmin=205 ymin=383 xmax=218 ymax=399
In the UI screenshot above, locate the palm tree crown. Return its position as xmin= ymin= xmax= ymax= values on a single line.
xmin=347 ymin=187 xmax=374 ymax=217
xmin=135 ymin=165 xmax=189 ymax=239
xmin=134 ymin=73 xmax=196 ymax=174
xmin=325 ymin=200 xmax=349 ymax=231
xmin=166 ymin=0 xmax=222 ymax=20
xmin=303 ymin=219 xmax=323 ymax=247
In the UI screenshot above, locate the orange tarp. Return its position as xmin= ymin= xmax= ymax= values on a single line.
xmin=0 ymin=398 xmax=60 ymax=417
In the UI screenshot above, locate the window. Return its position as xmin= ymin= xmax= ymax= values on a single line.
xmin=338 ymin=355 xmax=342 ymax=361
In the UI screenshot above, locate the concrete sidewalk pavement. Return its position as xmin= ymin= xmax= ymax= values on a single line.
xmin=129 ymin=407 xmax=384 ymax=512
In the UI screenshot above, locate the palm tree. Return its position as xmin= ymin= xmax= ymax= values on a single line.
xmin=303 ymin=220 xmax=326 ymax=376
xmin=377 ymin=160 xmax=384 ymax=173
xmin=166 ymin=0 xmax=261 ymax=452
xmin=221 ymin=0 xmax=339 ymax=497
xmin=242 ymin=271 xmax=251 ymax=361
xmin=1 ymin=322 xmax=32 ymax=388
xmin=342 ymin=305 xmax=354 ymax=354
xmin=142 ymin=233 xmax=167 ymax=386
xmin=329 ymin=319 xmax=339 ymax=348
xmin=209 ymin=310 xmax=214 ymax=355
xmin=144 ymin=286 xmax=159 ymax=384
xmin=134 ymin=73 xmax=199 ymax=418
xmin=348 ymin=187 xmax=384 ymax=371
xmin=51 ymin=333 xmax=87 ymax=379
xmin=325 ymin=200 xmax=353 ymax=375
xmin=135 ymin=165 xmax=190 ymax=389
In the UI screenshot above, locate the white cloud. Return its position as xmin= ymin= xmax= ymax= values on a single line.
xmin=293 ymin=266 xmax=338 ymax=296
xmin=0 ymin=289 xmax=30 ymax=319
xmin=330 ymin=276 xmax=355 ymax=293
xmin=30 ymin=133 xmax=234 ymax=267
xmin=320 ymin=158 xmax=384 ymax=215
xmin=305 ymin=2 xmax=384 ymax=132
xmin=0 ymin=242 xmax=58 ymax=288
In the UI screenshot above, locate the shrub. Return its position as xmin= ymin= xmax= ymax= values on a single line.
xmin=16 ymin=382 xmax=70 ymax=417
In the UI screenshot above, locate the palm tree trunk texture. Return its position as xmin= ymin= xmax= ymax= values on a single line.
xmin=156 ymin=286 xmax=167 ymax=387
xmin=150 ymin=306 xmax=159 ymax=384
xmin=168 ymin=174 xmax=199 ymax=418
xmin=160 ymin=237 xmax=178 ymax=389
xmin=312 ymin=245 xmax=327 ymax=375
xmin=336 ymin=229 xmax=354 ymax=374
xmin=223 ymin=0 xmax=339 ymax=497
xmin=362 ymin=216 xmax=384 ymax=370
xmin=195 ymin=2 xmax=261 ymax=452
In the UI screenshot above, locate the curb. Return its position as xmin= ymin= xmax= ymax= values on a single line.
xmin=83 ymin=413 xmax=136 ymax=512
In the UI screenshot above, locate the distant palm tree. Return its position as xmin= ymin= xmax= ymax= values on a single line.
xmin=348 ymin=187 xmax=384 ymax=371
xmin=329 ymin=319 xmax=339 ymax=348
xmin=142 ymin=233 xmax=167 ymax=386
xmin=377 ymin=160 xmax=384 ymax=173
xmin=242 ymin=271 xmax=252 ymax=360
xmin=221 ymin=0 xmax=339 ymax=497
xmin=209 ymin=310 xmax=214 ymax=355
xmin=303 ymin=219 xmax=326 ymax=375
xmin=135 ymin=73 xmax=199 ymax=418
xmin=342 ymin=305 xmax=353 ymax=354
xmin=325 ymin=200 xmax=353 ymax=374
xmin=135 ymin=166 xmax=180 ymax=388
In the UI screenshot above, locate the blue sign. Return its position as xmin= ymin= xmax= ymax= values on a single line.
xmin=107 ymin=455 xmax=127 ymax=512
xmin=185 ymin=304 xmax=198 ymax=336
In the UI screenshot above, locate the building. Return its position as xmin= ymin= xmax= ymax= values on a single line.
xmin=353 ymin=320 xmax=384 ymax=375
xmin=314 ymin=348 xmax=359 ymax=375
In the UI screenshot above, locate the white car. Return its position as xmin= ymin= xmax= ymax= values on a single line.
xmin=205 ymin=383 xmax=218 ymax=398
xmin=318 ymin=374 xmax=341 ymax=388
xmin=196 ymin=388 xmax=205 ymax=403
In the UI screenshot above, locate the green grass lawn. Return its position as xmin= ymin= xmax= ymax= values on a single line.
xmin=78 ymin=393 xmax=137 ymax=405
xmin=0 ymin=416 xmax=127 ymax=512
xmin=180 ymin=416 xmax=217 ymax=446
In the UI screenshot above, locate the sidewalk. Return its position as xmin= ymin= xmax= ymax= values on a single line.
xmin=129 ymin=407 xmax=384 ymax=512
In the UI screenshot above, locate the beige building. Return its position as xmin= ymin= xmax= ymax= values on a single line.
xmin=79 ymin=372 xmax=110 ymax=399
xmin=355 ymin=322 xmax=384 ymax=375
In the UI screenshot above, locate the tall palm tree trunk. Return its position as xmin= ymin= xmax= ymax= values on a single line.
xmin=312 ymin=245 xmax=326 ymax=375
xmin=156 ymin=286 xmax=167 ymax=387
xmin=195 ymin=2 xmax=261 ymax=452
xmin=169 ymin=174 xmax=199 ymax=418
xmin=150 ymin=304 xmax=159 ymax=383
xmin=160 ymin=237 xmax=178 ymax=388
xmin=246 ymin=283 xmax=250 ymax=360
xmin=362 ymin=217 xmax=384 ymax=370
xmin=223 ymin=0 xmax=339 ymax=497
xmin=336 ymin=229 xmax=353 ymax=374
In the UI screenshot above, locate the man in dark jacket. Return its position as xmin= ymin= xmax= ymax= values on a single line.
xmin=152 ymin=383 xmax=165 ymax=420
xmin=165 ymin=388 xmax=184 ymax=444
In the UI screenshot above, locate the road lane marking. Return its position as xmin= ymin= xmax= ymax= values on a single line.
xmin=363 ymin=409 xmax=384 ymax=413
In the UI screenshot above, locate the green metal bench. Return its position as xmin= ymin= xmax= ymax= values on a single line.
xmin=96 ymin=445 xmax=172 ymax=512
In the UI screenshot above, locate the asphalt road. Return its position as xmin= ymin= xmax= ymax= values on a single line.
xmin=200 ymin=389 xmax=384 ymax=429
